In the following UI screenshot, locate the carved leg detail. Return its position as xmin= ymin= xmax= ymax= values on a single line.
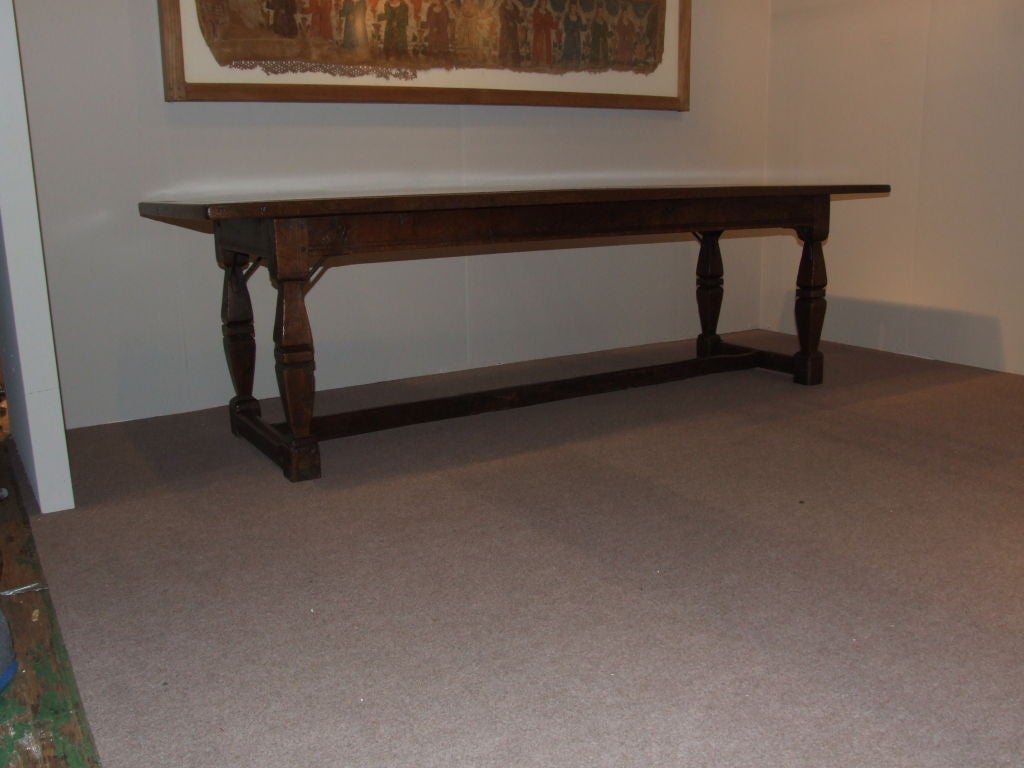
xmin=219 ymin=251 xmax=261 ymax=430
xmin=794 ymin=231 xmax=827 ymax=385
xmin=274 ymin=280 xmax=321 ymax=481
xmin=696 ymin=231 xmax=725 ymax=357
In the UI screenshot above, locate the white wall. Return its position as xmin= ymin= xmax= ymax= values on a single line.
xmin=16 ymin=0 xmax=774 ymax=430
xmin=0 ymin=0 xmax=74 ymax=513
xmin=763 ymin=0 xmax=1024 ymax=375
xmin=25 ymin=0 xmax=1019 ymax=442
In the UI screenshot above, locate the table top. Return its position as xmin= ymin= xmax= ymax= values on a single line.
xmin=139 ymin=184 xmax=890 ymax=229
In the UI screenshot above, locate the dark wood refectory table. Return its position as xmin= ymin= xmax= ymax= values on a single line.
xmin=140 ymin=184 xmax=889 ymax=481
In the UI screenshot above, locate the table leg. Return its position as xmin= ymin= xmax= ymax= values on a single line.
xmin=794 ymin=229 xmax=827 ymax=385
xmin=274 ymin=279 xmax=321 ymax=481
xmin=696 ymin=231 xmax=725 ymax=357
xmin=219 ymin=250 xmax=261 ymax=429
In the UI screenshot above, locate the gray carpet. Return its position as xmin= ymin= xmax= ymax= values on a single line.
xmin=31 ymin=331 xmax=1024 ymax=767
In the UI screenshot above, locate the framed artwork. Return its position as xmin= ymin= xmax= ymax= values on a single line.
xmin=157 ymin=0 xmax=690 ymax=109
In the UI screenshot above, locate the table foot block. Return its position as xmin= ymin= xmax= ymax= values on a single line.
xmin=280 ymin=437 xmax=322 ymax=482
xmin=229 ymin=407 xmax=322 ymax=481
xmin=793 ymin=351 xmax=825 ymax=385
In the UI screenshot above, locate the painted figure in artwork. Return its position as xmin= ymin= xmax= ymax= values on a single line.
xmin=561 ymin=2 xmax=584 ymax=68
xmin=589 ymin=5 xmax=610 ymax=66
xmin=480 ymin=0 xmax=501 ymax=62
xmin=379 ymin=0 xmax=410 ymax=58
xmin=267 ymin=0 xmax=299 ymax=37
xmin=454 ymin=0 xmax=484 ymax=60
xmin=530 ymin=0 xmax=556 ymax=67
xmin=614 ymin=8 xmax=636 ymax=66
xmin=307 ymin=0 xmax=336 ymax=37
xmin=423 ymin=0 xmax=453 ymax=60
xmin=338 ymin=0 xmax=370 ymax=54
xmin=498 ymin=0 xmax=523 ymax=67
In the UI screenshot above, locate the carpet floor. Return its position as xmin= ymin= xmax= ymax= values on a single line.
xmin=30 ymin=331 xmax=1024 ymax=768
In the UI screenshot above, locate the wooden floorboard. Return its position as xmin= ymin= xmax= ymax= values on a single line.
xmin=0 ymin=439 xmax=101 ymax=767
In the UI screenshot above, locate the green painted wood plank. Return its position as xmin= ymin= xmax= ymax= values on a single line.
xmin=1 ymin=440 xmax=102 ymax=768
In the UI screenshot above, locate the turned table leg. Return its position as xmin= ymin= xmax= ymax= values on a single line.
xmin=794 ymin=228 xmax=827 ymax=385
xmin=695 ymin=230 xmax=725 ymax=357
xmin=274 ymin=279 xmax=321 ymax=481
xmin=219 ymin=250 xmax=261 ymax=430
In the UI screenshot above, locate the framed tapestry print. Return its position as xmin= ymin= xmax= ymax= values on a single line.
xmin=157 ymin=0 xmax=690 ymax=109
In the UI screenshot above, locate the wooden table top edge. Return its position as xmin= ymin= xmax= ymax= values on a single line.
xmin=138 ymin=184 xmax=891 ymax=228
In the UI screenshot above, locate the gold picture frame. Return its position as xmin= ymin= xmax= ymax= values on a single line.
xmin=157 ymin=0 xmax=690 ymax=109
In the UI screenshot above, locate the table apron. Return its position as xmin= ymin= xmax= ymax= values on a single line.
xmin=214 ymin=193 xmax=830 ymax=272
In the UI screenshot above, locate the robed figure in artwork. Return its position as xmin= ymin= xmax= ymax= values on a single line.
xmin=614 ymin=9 xmax=636 ymax=66
xmin=423 ymin=0 xmax=454 ymax=61
xmin=590 ymin=6 xmax=610 ymax=66
xmin=561 ymin=2 xmax=584 ymax=67
xmin=307 ymin=0 xmax=336 ymax=38
xmin=267 ymin=0 xmax=299 ymax=37
xmin=531 ymin=1 xmax=556 ymax=67
xmin=379 ymin=0 xmax=411 ymax=58
xmin=498 ymin=0 xmax=523 ymax=67
xmin=338 ymin=0 xmax=370 ymax=55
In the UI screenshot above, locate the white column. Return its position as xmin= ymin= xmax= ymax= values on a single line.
xmin=0 ymin=0 xmax=74 ymax=513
